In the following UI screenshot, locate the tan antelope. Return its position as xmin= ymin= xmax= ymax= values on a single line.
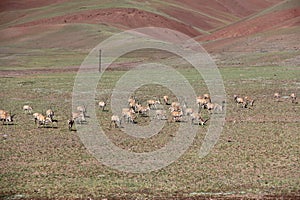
xmin=98 ymin=101 xmax=106 ymax=111
xmin=244 ymin=96 xmax=255 ymax=107
xmin=72 ymin=112 xmax=86 ymax=124
xmin=274 ymin=92 xmax=280 ymax=101
xmin=46 ymin=109 xmax=54 ymax=120
xmin=170 ymin=110 xmax=183 ymax=122
xmin=234 ymin=95 xmax=247 ymax=108
xmin=122 ymin=108 xmax=136 ymax=123
xmin=290 ymin=93 xmax=297 ymax=103
xmin=77 ymin=105 xmax=87 ymax=117
xmin=163 ymin=95 xmax=169 ymax=105
xmin=0 ymin=110 xmax=15 ymax=124
xmin=147 ymin=99 xmax=161 ymax=110
xmin=110 ymin=115 xmax=121 ymax=128
xmin=196 ymin=96 xmax=209 ymax=110
xmin=23 ymin=105 xmax=33 ymax=114
xmin=190 ymin=113 xmax=208 ymax=126
xmin=204 ymin=101 xmax=225 ymax=114
xmin=136 ymin=104 xmax=150 ymax=116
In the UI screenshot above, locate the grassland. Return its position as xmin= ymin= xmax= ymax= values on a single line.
xmin=1 ymin=57 xmax=299 ymax=199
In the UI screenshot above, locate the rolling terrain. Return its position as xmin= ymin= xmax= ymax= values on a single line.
xmin=0 ymin=0 xmax=299 ymax=199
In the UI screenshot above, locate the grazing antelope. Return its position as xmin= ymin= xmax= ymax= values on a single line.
xmin=77 ymin=105 xmax=87 ymax=116
xmin=171 ymin=110 xmax=183 ymax=122
xmin=23 ymin=105 xmax=33 ymax=114
xmin=204 ymin=101 xmax=225 ymax=114
xmin=122 ymin=108 xmax=136 ymax=123
xmin=290 ymin=93 xmax=297 ymax=103
xmin=274 ymin=92 xmax=280 ymax=101
xmin=147 ymin=99 xmax=161 ymax=110
xmin=72 ymin=112 xmax=86 ymax=124
xmin=98 ymin=101 xmax=106 ymax=111
xmin=203 ymin=94 xmax=211 ymax=103
xmin=163 ymin=95 xmax=169 ymax=105
xmin=110 ymin=115 xmax=121 ymax=128
xmin=196 ymin=97 xmax=209 ymax=110
xmin=244 ymin=96 xmax=255 ymax=107
xmin=234 ymin=95 xmax=247 ymax=108
xmin=136 ymin=104 xmax=150 ymax=116
xmin=0 ymin=110 xmax=15 ymax=124
xmin=68 ymin=119 xmax=75 ymax=131
xmin=35 ymin=113 xmax=53 ymax=127
xmin=46 ymin=109 xmax=54 ymax=120
xmin=190 ymin=113 xmax=208 ymax=126
xmin=170 ymin=101 xmax=181 ymax=112
xmin=155 ymin=110 xmax=167 ymax=120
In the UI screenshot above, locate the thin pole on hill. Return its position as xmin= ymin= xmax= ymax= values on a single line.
xmin=99 ymin=49 xmax=102 ymax=73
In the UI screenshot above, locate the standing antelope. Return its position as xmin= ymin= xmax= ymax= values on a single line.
xmin=98 ymin=101 xmax=106 ymax=111
xmin=46 ymin=109 xmax=54 ymax=120
xmin=244 ymin=96 xmax=255 ymax=107
xmin=136 ymin=104 xmax=150 ymax=116
xmin=170 ymin=110 xmax=183 ymax=122
xmin=77 ymin=105 xmax=87 ymax=116
xmin=196 ymin=97 xmax=209 ymax=111
xmin=274 ymin=92 xmax=280 ymax=101
xmin=204 ymin=101 xmax=225 ymax=114
xmin=147 ymin=99 xmax=161 ymax=110
xmin=290 ymin=93 xmax=297 ymax=103
xmin=23 ymin=105 xmax=33 ymax=114
xmin=190 ymin=113 xmax=208 ymax=126
xmin=72 ymin=112 xmax=86 ymax=124
xmin=203 ymin=94 xmax=211 ymax=103
xmin=234 ymin=95 xmax=247 ymax=108
xmin=122 ymin=108 xmax=136 ymax=123
xmin=110 ymin=115 xmax=121 ymax=128
xmin=163 ymin=95 xmax=169 ymax=105
xmin=0 ymin=110 xmax=15 ymax=124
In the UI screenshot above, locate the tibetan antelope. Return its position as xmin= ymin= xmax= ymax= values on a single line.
xmin=98 ymin=101 xmax=106 ymax=111
xmin=234 ymin=95 xmax=247 ymax=108
xmin=23 ymin=105 xmax=33 ymax=114
xmin=46 ymin=109 xmax=54 ymax=120
xmin=72 ymin=112 xmax=86 ymax=124
xmin=244 ymin=96 xmax=255 ymax=107
xmin=147 ymin=99 xmax=161 ymax=110
xmin=163 ymin=95 xmax=169 ymax=105
xmin=190 ymin=113 xmax=208 ymax=126
xmin=77 ymin=105 xmax=87 ymax=117
xmin=170 ymin=110 xmax=183 ymax=122
xmin=290 ymin=93 xmax=297 ymax=103
xmin=0 ymin=110 xmax=15 ymax=124
xmin=110 ymin=115 xmax=121 ymax=128
xmin=274 ymin=92 xmax=280 ymax=101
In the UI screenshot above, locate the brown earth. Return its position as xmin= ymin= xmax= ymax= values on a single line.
xmin=200 ymin=7 xmax=300 ymax=42
xmin=0 ymin=0 xmax=70 ymax=12
xmin=13 ymin=8 xmax=201 ymax=37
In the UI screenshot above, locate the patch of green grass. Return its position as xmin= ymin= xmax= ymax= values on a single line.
xmin=0 ymin=63 xmax=299 ymax=199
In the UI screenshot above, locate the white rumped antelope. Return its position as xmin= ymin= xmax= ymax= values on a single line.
xmin=35 ymin=113 xmax=53 ymax=128
xmin=23 ymin=105 xmax=33 ymax=114
xmin=72 ymin=112 xmax=86 ymax=124
xmin=147 ymin=99 xmax=161 ymax=110
xmin=234 ymin=95 xmax=247 ymax=108
xmin=0 ymin=110 xmax=15 ymax=124
xmin=136 ymin=104 xmax=150 ymax=116
xmin=46 ymin=109 xmax=54 ymax=120
xmin=196 ymin=96 xmax=209 ymax=111
xmin=122 ymin=108 xmax=136 ymax=123
xmin=110 ymin=115 xmax=121 ymax=128
xmin=290 ymin=93 xmax=297 ymax=103
xmin=204 ymin=101 xmax=225 ymax=114
xmin=274 ymin=92 xmax=280 ymax=101
xmin=98 ymin=101 xmax=106 ymax=111
xmin=67 ymin=119 xmax=75 ymax=131
xmin=163 ymin=95 xmax=169 ymax=105
xmin=190 ymin=113 xmax=208 ymax=126
xmin=77 ymin=105 xmax=87 ymax=116
xmin=170 ymin=110 xmax=183 ymax=122
xmin=244 ymin=96 xmax=255 ymax=107
xmin=203 ymin=94 xmax=211 ymax=103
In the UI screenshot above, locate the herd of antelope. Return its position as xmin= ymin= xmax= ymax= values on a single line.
xmin=0 ymin=92 xmax=297 ymax=131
